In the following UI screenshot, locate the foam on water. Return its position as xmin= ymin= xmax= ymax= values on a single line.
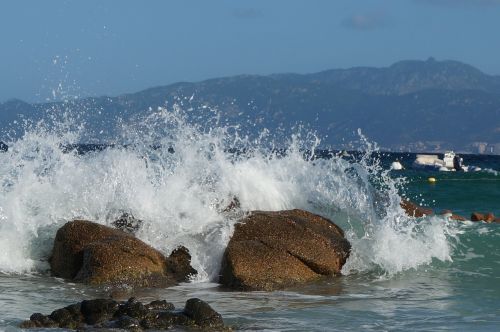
xmin=0 ymin=105 xmax=458 ymax=279
xmin=483 ymin=168 xmax=499 ymax=176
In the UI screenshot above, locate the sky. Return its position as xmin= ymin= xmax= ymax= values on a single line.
xmin=1 ymin=0 xmax=500 ymax=102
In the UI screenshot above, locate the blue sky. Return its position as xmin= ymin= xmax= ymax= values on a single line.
xmin=1 ymin=0 xmax=500 ymax=102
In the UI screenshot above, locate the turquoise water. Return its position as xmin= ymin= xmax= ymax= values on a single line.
xmin=405 ymin=172 xmax=500 ymax=217
xmin=0 ymin=110 xmax=499 ymax=331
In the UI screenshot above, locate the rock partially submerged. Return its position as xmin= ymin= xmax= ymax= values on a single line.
xmin=400 ymin=201 xmax=500 ymax=223
xmin=219 ymin=209 xmax=351 ymax=291
xmin=471 ymin=212 xmax=499 ymax=223
xmin=20 ymin=297 xmax=226 ymax=330
xmin=439 ymin=209 xmax=467 ymax=222
xmin=400 ymin=200 xmax=434 ymax=218
xmin=111 ymin=212 xmax=143 ymax=234
xmin=50 ymin=220 xmax=196 ymax=287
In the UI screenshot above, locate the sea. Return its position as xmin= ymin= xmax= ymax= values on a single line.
xmin=0 ymin=107 xmax=499 ymax=331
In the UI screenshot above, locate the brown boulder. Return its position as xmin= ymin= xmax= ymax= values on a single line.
xmin=450 ymin=214 xmax=467 ymax=222
xmin=50 ymin=220 xmax=196 ymax=287
xmin=219 ymin=209 xmax=351 ymax=291
xmin=484 ymin=212 xmax=496 ymax=223
xmin=471 ymin=212 xmax=496 ymax=223
xmin=400 ymin=200 xmax=433 ymax=218
xmin=471 ymin=212 xmax=484 ymax=222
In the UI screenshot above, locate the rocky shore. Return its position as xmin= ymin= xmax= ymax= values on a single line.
xmin=400 ymin=199 xmax=500 ymax=223
xmin=21 ymin=200 xmax=498 ymax=330
xmin=21 ymin=297 xmax=226 ymax=330
xmin=22 ymin=208 xmax=351 ymax=330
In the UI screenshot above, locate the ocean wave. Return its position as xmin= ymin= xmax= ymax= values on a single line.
xmin=0 ymin=105 xmax=458 ymax=278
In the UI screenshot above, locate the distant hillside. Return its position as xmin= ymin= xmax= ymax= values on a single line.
xmin=305 ymin=57 xmax=500 ymax=95
xmin=1 ymin=58 xmax=500 ymax=153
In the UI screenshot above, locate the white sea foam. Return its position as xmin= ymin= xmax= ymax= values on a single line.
xmin=483 ymin=168 xmax=499 ymax=176
xmin=0 ymin=105 xmax=457 ymax=279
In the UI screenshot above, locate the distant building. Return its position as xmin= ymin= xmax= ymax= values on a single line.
xmin=471 ymin=142 xmax=488 ymax=154
xmin=491 ymin=143 xmax=500 ymax=155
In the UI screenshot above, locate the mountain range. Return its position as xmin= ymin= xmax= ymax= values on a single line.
xmin=1 ymin=57 xmax=499 ymax=154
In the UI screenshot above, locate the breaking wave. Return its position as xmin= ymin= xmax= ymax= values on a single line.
xmin=0 ymin=104 xmax=458 ymax=280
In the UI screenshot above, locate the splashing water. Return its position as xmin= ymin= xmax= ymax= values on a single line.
xmin=339 ymin=130 xmax=458 ymax=275
xmin=0 ymin=105 xmax=457 ymax=280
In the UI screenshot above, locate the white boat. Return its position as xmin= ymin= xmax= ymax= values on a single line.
xmin=413 ymin=153 xmax=446 ymax=171
xmin=391 ymin=160 xmax=404 ymax=170
xmin=413 ymin=151 xmax=480 ymax=172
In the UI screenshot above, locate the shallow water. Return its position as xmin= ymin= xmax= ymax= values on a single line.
xmin=2 ymin=237 xmax=500 ymax=332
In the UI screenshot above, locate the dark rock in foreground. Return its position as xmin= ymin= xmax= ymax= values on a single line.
xmin=21 ymin=297 xmax=227 ymax=330
xmin=50 ymin=220 xmax=196 ymax=287
xmin=219 ymin=209 xmax=351 ymax=291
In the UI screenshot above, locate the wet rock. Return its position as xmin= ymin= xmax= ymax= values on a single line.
xmin=484 ymin=212 xmax=496 ymax=223
xmin=471 ymin=212 xmax=484 ymax=222
xmin=220 ymin=209 xmax=351 ymax=291
xmin=471 ymin=212 xmax=496 ymax=223
xmin=50 ymin=220 xmax=127 ymax=279
xmin=75 ymin=237 xmax=167 ymax=286
xmin=48 ymin=303 xmax=83 ymax=328
xmin=141 ymin=311 xmax=192 ymax=329
xmin=115 ymin=298 xmax=149 ymax=320
xmin=184 ymin=298 xmax=224 ymax=328
xmin=50 ymin=220 xmax=196 ymax=287
xmin=0 ymin=141 xmax=7 ymax=152
xmin=111 ymin=212 xmax=143 ymax=234
xmin=439 ymin=210 xmax=466 ymax=222
xmin=166 ymin=246 xmax=198 ymax=282
xmin=114 ymin=315 xmax=141 ymax=330
xmin=81 ymin=299 xmax=119 ymax=325
xmin=450 ymin=214 xmax=466 ymax=222
xmin=145 ymin=299 xmax=175 ymax=311
xmin=400 ymin=200 xmax=433 ymax=218
xmin=21 ymin=297 xmax=226 ymax=330
xmin=222 ymin=197 xmax=241 ymax=213
xmin=20 ymin=313 xmax=58 ymax=328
